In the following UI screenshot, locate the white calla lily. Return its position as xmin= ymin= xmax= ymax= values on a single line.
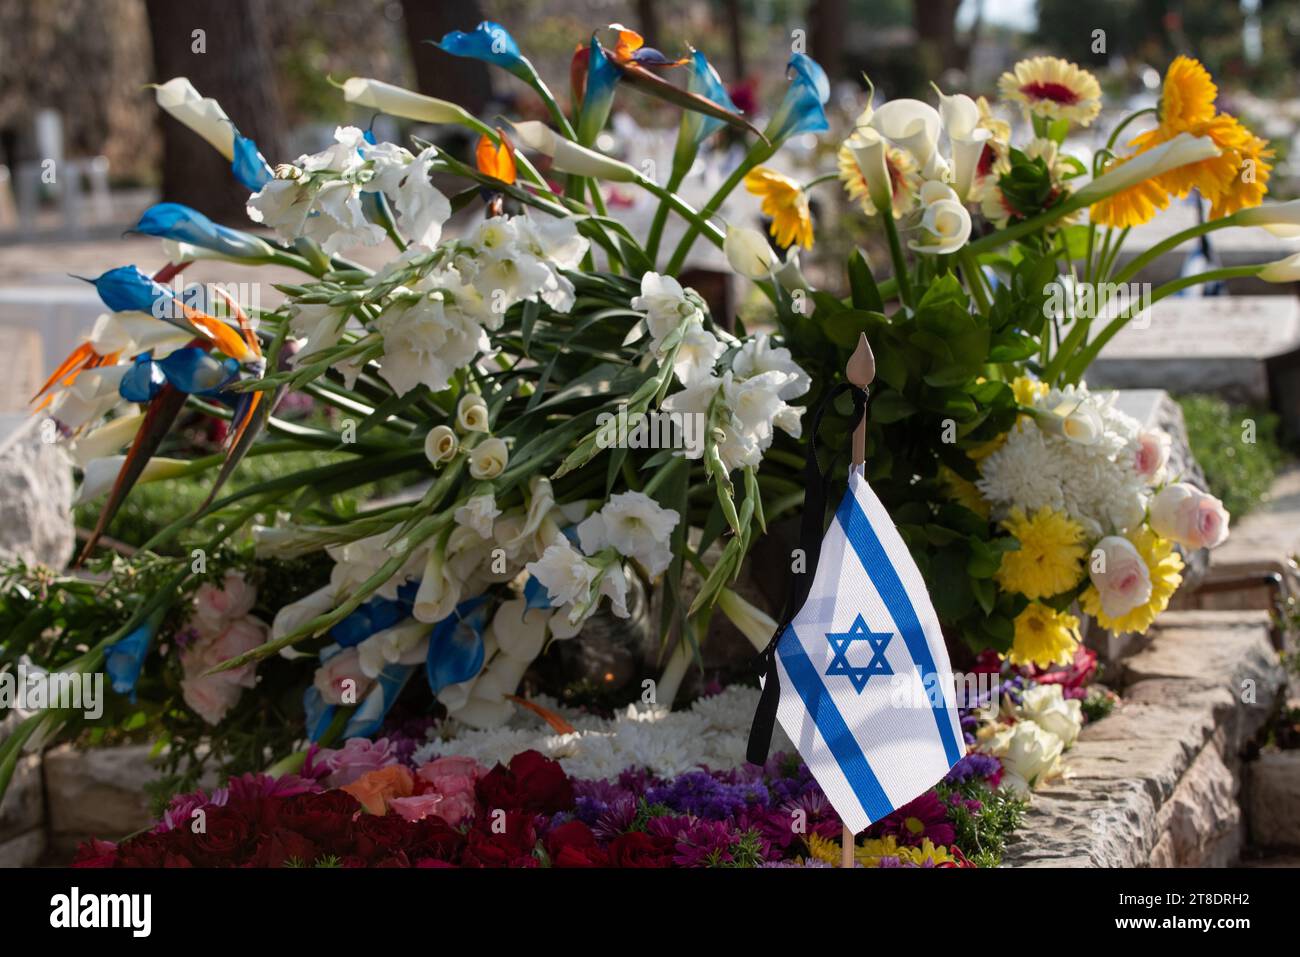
xmin=869 ymin=99 xmax=945 ymax=179
xmin=76 ymin=455 xmax=188 ymax=505
xmin=724 ymin=225 xmax=778 ymax=279
xmin=1258 ymin=252 xmax=1300 ymax=282
xmin=341 ymin=77 xmax=472 ymax=125
xmin=910 ymin=197 xmax=972 ymax=255
xmin=510 ymin=121 xmax=637 ymax=182
xmin=1074 ymin=133 xmax=1221 ymax=204
xmin=154 ymin=78 xmax=235 ymax=160
xmin=1233 ymin=199 xmax=1300 ymax=239
xmin=846 ymin=128 xmax=894 ymax=213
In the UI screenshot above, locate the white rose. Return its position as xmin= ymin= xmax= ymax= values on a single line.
xmin=1015 ymin=684 xmax=1083 ymax=748
xmin=1149 ymin=482 xmax=1230 ymax=550
xmin=1089 ymin=535 xmax=1153 ymax=620
xmin=988 ymin=720 xmax=1064 ymax=793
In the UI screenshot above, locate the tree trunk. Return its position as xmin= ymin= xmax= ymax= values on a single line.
xmin=809 ymin=0 xmax=848 ymax=81
xmin=144 ymin=0 xmax=287 ymax=223
xmin=725 ymin=0 xmax=746 ymax=80
xmin=913 ymin=0 xmax=964 ymax=78
xmin=400 ymin=0 xmax=493 ymax=118
xmin=636 ymin=0 xmax=661 ymax=48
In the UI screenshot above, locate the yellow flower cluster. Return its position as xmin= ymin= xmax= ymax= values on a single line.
xmin=1092 ymin=56 xmax=1272 ymax=227
xmin=1008 ymin=603 xmax=1081 ymax=669
xmin=996 ymin=507 xmax=1087 ymax=600
xmin=806 ymin=832 xmax=957 ymax=867
xmin=1080 ymin=527 xmax=1184 ymax=634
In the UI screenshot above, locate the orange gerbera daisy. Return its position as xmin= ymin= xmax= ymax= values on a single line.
xmin=1089 ymin=154 xmax=1172 ymax=228
xmin=743 ymin=166 xmax=814 ymax=249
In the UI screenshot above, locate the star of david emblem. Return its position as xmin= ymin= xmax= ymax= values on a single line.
xmin=824 ymin=614 xmax=894 ymax=693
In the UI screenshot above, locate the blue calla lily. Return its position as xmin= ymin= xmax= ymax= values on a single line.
xmin=331 ymin=593 xmax=409 ymax=648
xmin=119 ymin=353 xmax=167 ymax=403
xmin=523 ymin=574 xmax=553 ymax=611
xmin=436 ymin=21 xmax=529 ymax=78
xmin=104 ymin=618 xmax=157 ymax=701
xmin=232 ymin=133 xmax=274 ymax=192
xmin=576 ymin=34 xmax=621 ymax=145
xmin=765 ymin=53 xmax=830 ymax=144
xmin=426 ymin=597 xmax=488 ymax=695
xmin=684 ymin=49 xmax=740 ymax=148
xmin=343 ymin=662 xmax=418 ymax=739
xmin=302 ymin=682 xmax=335 ymax=742
xmin=80 ymin=266 xmax=174 ymax=314
xmin=133 ymin=203 xmax=272 ymax=261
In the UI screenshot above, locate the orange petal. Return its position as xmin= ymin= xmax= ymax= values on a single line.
xmin=610 ymin=24 xmax=644 ymax=61
xmin=211 ymin=286 xmax=262 ymax=360
xmin=475 ymin=129 xmax=517 ymax=186
xmin=227 ymin=390 xmax=263 ymax=451
xmin=32 ymin=342 xmax=98 ymax=402
xmin=180 ymin=302 xmax=253 ymax=362
xmin=504 ymin=694 xmax=576 ymax=734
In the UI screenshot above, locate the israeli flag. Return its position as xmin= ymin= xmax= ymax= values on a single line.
xmin=772 ymin=466 xmax=965 ymax=834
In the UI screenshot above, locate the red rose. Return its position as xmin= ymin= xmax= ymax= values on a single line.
xmin=476 ymin=750 xmax=574 ymax=815
xmin=187 ymin=805 xmax=254 ymax=866
xmin=544 ymin=820 xmax=607 ymax=868
xmin=73 ymin=839 xmax=119 ymax=868
xmin=248 ymin=828 xmax=321 ymax=867
xmin=115 ymin=832 xmax=178 ymax=868
xmin=406 ymin=817 xmax=465 ymax=863
xmin=277 ymin=790 xmax=360 ymax=849
xmin=353 ymin=812 xmax=413 ymax=860
xmin=371 ymin=851 xmax=412 ymax=868
xmin=607 ymin=831 xmax=676 ymax=868
xmin=461 ymin=811 xmax=539 ymax=868
xmin=415 ymin=858 xmax=458 ymax=868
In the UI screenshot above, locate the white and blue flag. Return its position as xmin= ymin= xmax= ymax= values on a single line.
xmin=770 ymin=465 xmax=965 ymax=834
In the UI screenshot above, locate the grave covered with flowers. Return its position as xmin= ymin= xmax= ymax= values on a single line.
xmin=2 ymin=20 xmax=1288 ymax=867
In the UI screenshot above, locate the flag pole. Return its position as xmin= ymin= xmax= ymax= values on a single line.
xmin=842 ymin=332 xmax=876 ymax=868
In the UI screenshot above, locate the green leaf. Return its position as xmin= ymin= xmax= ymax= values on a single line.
xmin=848 ymin=249 xmax=884 ymax=312
xmin=869 ymin=391 xmax=916 ymax=423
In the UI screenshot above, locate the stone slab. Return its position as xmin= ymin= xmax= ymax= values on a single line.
xmin=0 ymin=413 xmax=75 ymax=568
xmin=0 ymin=753 xmax=43 ymax=843
xmin=1088 ymin=296 xmax=1300 ymax=408
xmin=0 ymin=827 xmax=46 ymax=868
xmin=1247 ymin=750 xmax=1300 ymax=849
xmin=42 ymin=743 xmax=161 ymax=841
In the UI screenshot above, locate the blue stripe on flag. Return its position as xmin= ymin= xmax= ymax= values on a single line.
xmin=835 ymin=491 xmax=963 ymax=766
xmin=777 ymin=626 xmax=894 ymax=822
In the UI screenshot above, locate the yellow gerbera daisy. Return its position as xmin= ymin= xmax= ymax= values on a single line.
xmin=939 ymin=465 xmax=990 ymax=519
xmin=996 ymin=507 xmax=1087 ymax=599
xmin=1157 ymin=55 xmax=1218 ymax=132
xmin=743 ymin=166 xmax=814 ymax=249
xmin=1008 ymin=603 xmax=1080 ymax=669
xmin=836 ymin=139 xmax=920 ymax=219
xmin=1080 ymin=527 xmax=1183 ymax=634
xmin=1089 ymin=154 xmax=1173 ymax=228
xmin=998 ymin=56 xmax=1102 ymax=127
xmin=1208 ymin=124 xmax=1272 ymax=219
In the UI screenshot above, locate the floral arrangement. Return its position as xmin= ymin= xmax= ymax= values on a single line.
xmin=0 ymin=23 xmax=1287 ymax=836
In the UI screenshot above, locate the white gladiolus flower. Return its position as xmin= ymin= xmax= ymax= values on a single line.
xmin=724 ymin=225 xmax=777 ymax=279
xmin=455 ymin=493 xmax=500 ymax=539
xmin=374 ymin=270 xmax=492 ymax=396
xmin=576 ymin=491 xmax=680 ymax=577
xmin=271 ymin=585 xmax=338 ymax=645
xmin=154 ymin=77 xmax=236 ymax=159
xmin=285 ymin=303 xmax=350 ymax=364
xmin=327 ymin=532 xmax=426 ymax=600
xmin=510 ymin=121 xmax=638 ymax=181
xmin=469 ymin=437 xmax=509 ymax=480
xmin=631 ymin=272 xmax=705 ymax=348
xmin=362 ymin=143 xmax=451 ymax=249
xmin=76 ymin=455 xmax=188 ymax=505
xmin=456 ymin=394 xmax=490 ymax=433
xmin=732 ymin=334 xmax=811 ymax=400
xmin=1258 ymin=252 xmax=1300 ymax=283
xmin=1074 ymin=133 xmax=1221 ymax=204
xmin=341 ymin=77 xmax=472 ymax=125
xmin=673 ymin=325 xmax=725 ymax=386
xmin=526 ymin=540 xmax=596 ymax=608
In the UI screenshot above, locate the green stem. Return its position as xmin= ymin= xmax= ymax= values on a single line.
xmin=666 ymin=141 xmax=774 ymax=274
xmin=646 ymin=167 xmax=687 ymax=265
xmin=882 ymin=212 xmax=914 ymax=308
xmin=959 ymin=249 xmax=991 ymax=314
xmin=1111 ymin=216 xmax=1236 ymax=287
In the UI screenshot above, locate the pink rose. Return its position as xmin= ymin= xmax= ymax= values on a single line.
xmin=313 ymin=647 xmax=375 ymax=705
xmin=412 ymin=755 xmax=485 ymax=825
xmin=181 ymin=672 xmax=244 ymax=725
xmin=1149 ymin=483 xmax=1229 ymax=550
xmin=1089 ymin=535 xmax=1153 ymax=619
xmin=387 ymin=793 xmax=449 ymax=823
xmin=192 ymin=571 xmax=258 ymax=639
xmin=1133 ymin=430 xmax=1171 ymax=483
xmin=319 ymin=737 xmax=398 ymax=788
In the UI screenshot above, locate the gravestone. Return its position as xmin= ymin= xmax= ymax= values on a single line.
xmin=0 ymin=414 xmax=76 ymax=569
xmin=1087 ymin=297 xmax=1300 ymax=435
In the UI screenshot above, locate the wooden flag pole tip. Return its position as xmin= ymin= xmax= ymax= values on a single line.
xmin=847 ymin=332 xmax=876 ymax=471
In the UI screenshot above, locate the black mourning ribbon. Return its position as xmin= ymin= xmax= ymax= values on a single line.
xmin=746 ymin=382 xmax=869 ymax=765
